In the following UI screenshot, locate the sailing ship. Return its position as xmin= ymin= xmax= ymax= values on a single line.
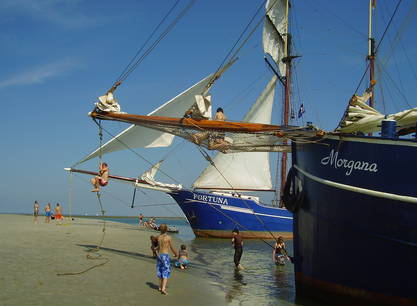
xmin=286 ymin=1 xmax=417 ymax=305
xmin=68 ymin=0 xmax=306 ymax=239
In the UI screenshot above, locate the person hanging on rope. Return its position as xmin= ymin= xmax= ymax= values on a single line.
xmin=91 ymin=162 xmax=109 ymax=192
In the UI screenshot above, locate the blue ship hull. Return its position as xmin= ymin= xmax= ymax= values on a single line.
xmin=168 ymin=189 xmax=292 ymax=239
xmin=291 ymin=135 xmax=417 ymax=305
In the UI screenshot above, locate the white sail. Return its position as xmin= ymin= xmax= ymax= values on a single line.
xmin=140 ymin=161 xmax=182 ymax=190
xmin=193 ymin=76 xmax=277 ymax=190
xmin=263 ymin=0 xmax=287 ymax=77
xmin=77 ymin=74 xmax=213 ymax=164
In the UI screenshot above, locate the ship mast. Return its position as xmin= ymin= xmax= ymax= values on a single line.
xmin=368 ymin=0 xmax=376 ymax=108
xmin=366 ymin=0 xmax=376 ymax=136
xmin=279 ymin=0 xmax=291 ymax=206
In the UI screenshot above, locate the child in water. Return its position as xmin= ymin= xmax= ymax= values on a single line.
xmin=272 ymin=236 xmax=290 ymax=265
xmin=175 ymin=244 xmax=190 ymax=269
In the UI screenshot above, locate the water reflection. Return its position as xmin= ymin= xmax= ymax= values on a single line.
xmin=188 ymin=237 xmax=297 ymax=305
xmin=109 ymin=218 xmax=320 ymax=305
xmin=225 ymin=269 xmax=248 ymax=303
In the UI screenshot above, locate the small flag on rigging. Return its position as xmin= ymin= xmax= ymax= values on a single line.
xmin=298 ymin=103 xmax=305 ymax=118
xmin=291 ymin=108 xmax=295 ymax=119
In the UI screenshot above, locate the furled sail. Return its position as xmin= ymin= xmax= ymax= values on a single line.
xmin=77 ymin=74 xmax=213 ymax=165
xmin=96 ymin=92 xmax=121 ymax=113
xmin=263 ymin=0 xmax=287 ymax=76
xmin=338 ymin=90 xmax=417 ymax=134
xmin=140 ymin=160 xmax=182 ymax=190
xmin=192 ymin=76 xmax=278 ymax=191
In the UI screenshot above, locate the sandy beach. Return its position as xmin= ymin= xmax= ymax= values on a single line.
xmin=0 ymin=214 xmax=225 ymax=306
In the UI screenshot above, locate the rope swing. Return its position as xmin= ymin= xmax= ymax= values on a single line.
xmin=58 ymin=120 xmax=110 ymax=276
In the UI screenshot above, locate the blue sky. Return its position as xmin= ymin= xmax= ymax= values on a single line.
xmin=1 ymin=0 xmax=416 ymax=217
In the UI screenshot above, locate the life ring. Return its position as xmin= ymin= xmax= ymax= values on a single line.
xmin=282 ymin=167 xmax=304 ymax=213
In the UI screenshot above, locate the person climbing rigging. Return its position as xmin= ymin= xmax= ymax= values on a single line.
xmin=91 ymin=162 xmax=109 ymax=192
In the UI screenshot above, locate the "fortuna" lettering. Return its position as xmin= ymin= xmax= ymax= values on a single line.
xmin=321 ymin=149 xmax=378 ymax=176
xmin=193 ymin=194 xmax=229 ymax=205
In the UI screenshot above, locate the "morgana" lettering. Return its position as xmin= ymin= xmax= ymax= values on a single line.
xmin=320 ymin=149 xmax=378 ymax=176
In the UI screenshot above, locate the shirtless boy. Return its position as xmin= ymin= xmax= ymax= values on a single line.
xmin=91 ymin=162 xmax=109 ymax=192
xmin=156 ymin=224 xmax=178 ymax=295
xmin=54 ymin=203 xmax=63 ymax=221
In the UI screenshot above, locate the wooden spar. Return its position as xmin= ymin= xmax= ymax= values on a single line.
xmin=65 ymin=168 xmax=145 ymax=184
xmin=65 ymin=168 xmax=181 ymax=193
xmin=195 ymin=187 xmax=275 ymax=192
xmin=89 ymin=110 xmax=290 ymax=134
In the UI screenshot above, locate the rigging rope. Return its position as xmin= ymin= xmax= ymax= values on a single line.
xmin=206 ymin=0 xmax=267 ymax=90
xmin=353 ymin=0 xmax=404 ymax=94
xmin=92 ymin=120 xmax=181 ymax=185
xmin=116 ymin=0 xmax=181 ymax=82
xmin=116 ymin=0 xmax=197 ymax=84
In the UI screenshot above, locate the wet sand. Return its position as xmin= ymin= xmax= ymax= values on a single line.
xmin=0 ymin=214 xmax=225 ymax=306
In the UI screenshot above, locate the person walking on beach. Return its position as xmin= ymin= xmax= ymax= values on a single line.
xmin=54 ymin=203 xmax=63 ymax=221
xmin=44 ymin=203 xmax=52 ymax=223
xmin=139 ymin=213 xmax=144 ymax=227
xmin=33 ymin=201 xmax=40 ymax=223
xmin=156 ymin=224 xmax=178 ymax=295
xmin=232 ymin=228 xmax=244 ymax=270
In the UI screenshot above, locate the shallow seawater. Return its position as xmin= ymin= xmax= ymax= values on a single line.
xmin=106 ymin=217 xmax=320 ymax=306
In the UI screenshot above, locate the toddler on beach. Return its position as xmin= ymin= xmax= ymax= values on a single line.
xmin=150 ymin=235 xmax=158 ymax=258
xmin=175 ymin=244 xmax=190 ymax=269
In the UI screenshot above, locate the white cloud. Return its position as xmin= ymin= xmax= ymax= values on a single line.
xmin=0 ymin=59 xmax=80 ymax=89
xmin=0 ymin=0 xmax=95 ymax=28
